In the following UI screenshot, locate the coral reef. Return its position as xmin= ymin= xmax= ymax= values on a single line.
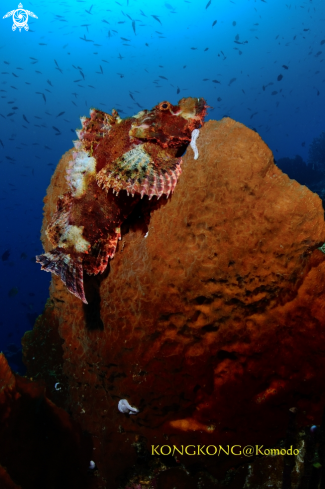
xmin=23 ymin=117 xmax=325 ymax=488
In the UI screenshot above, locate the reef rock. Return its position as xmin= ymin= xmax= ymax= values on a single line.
xmin=24 ymin=118 xmax=325 ymax=488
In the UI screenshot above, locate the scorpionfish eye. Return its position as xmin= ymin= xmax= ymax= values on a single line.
xmin=159 ymin=101 xmax=171 ymax=110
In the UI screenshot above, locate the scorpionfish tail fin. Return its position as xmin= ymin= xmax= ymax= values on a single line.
xmin=36 ymin=249 xmax=87 ymax=304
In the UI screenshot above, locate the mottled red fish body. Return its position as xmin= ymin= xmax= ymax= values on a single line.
xmin=36 ymin=98 xmax=207 ymax=303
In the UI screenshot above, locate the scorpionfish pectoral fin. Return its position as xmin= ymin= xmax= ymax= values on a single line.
xmin=96 ymin=143 xmax=182 ymax=200
xmin=36 ymin=249 xmax=87 ymax=304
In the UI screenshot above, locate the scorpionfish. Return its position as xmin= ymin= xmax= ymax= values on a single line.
xmin=36 ymin=97 xmax=207 ymax=303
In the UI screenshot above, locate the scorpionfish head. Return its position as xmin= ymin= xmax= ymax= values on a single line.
xmin=129 ymin=97 xmax=207 ymax=149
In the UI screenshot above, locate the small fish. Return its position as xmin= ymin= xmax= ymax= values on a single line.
xmin=228 ymin=78 xmax=236 ymax=86
xmin=56 ymin=112 xmax=65 ymax=117
xmin=23 ymin=114 xmax=29 ymax=123
xmin=53 ymin=126 xmax=61 ymax=133
xmin=277 ymin=74 xmax=283 ymax=81
xmin=212 ymin=79 xmax=221 ymax=83
xmin=177 ymin=87 xmax=180 ymax=94
xmin=2 ymin=249 xmax=10 ymax=261
xmin=0 ymin=139 xmax=3 ymax=147
xmin=47 ymin=79 xmax=53 ymax=86
xmin=206 ymin=0 xmax=211 ymax=8
xmin=159 ymin=75 xmax=168 ymax=80
xmin=8 ymin=287 xmax=19 ymax=298
xmin=212 ymin=20 xmax=217 ymax=27
xmin=282 ymin=64 xmax=289 ymax=69
xmin=80 ymin=35 xmax=93 ymax=42
xmin=132 ymin=20 xmax=136 ymax=34
xmin=151 ymin=15 xmax=162 ymax=24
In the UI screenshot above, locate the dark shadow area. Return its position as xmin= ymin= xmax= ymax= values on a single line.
xmin=121 ymin=191 xmax=169 ymax=237
xmin=83 ymin=272 xmax=106 ymax=331
xmin=0 ymin=378 xmax=93 ymax=489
